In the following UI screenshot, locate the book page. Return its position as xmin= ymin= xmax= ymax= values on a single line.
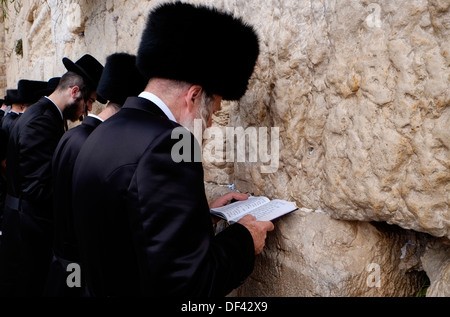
xmin=211 ymin=196 xmax=270 ymax=222
xmin=247 ymin=199 xmax=297 ymax=221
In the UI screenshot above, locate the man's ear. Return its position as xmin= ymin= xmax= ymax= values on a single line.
xmin=70 ymin=86 xmax=80 ymax=99
xmin=184 ymin=85 xmax=203 ymax=112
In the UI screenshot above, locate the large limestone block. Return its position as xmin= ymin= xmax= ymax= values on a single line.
xmin=202 ymin=0 xmax=450 ymax=239
xmin=234 ymin=209 xmax=428 ymax=297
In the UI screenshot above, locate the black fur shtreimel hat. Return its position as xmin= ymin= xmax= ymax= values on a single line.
xmin=17 ymin=79 xmax=49 ymax=104
xmin=4 ymin=89 xmax=17 ymax=105
xmin=33 ymin=77 xmax=61 ymax=100
xmin=136 ymin=1 xmax=260 ymax=101
xmin=97 ymin=53 xmax=147 ymax=106
xmin=5 ymin=79 xmax=47 ymax=105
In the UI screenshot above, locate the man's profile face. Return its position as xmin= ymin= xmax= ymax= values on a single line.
xmin=181 ymin=93 xmax=222 ymax=134
xmin=63 ymin=92 xmax=87 ymax=122
xmin=84 ymin=91 xmax=97 ymax=113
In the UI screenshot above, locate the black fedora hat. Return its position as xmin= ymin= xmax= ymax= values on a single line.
xmin=136 ymin=2 xmax=260 ymax=101
xmin=5 ymin=89 xmax=20 ymax=105
xmin=62 ymin=54 xmax=104 ymax=90
xmin=33 ymin=77 xmax=61 ymax=99
xmin=62 ymin=54 xmax=107 ymax=104
xmin=97 ymin=53 xmax=147 ymax=106
xmin=47 ymin=77 xmax=61 ymax=94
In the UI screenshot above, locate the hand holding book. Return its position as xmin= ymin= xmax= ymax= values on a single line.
xmin=211 ymin=196 xmax=297 ymax=223
xmin=238 ymin=214 xmax=274 ymax=255
xmin=209 ymin=193 xmax=288 ymax=255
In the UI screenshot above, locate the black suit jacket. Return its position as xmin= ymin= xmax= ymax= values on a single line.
xmin=52 ymin=115 xmax=102 ymax=260
xmin=1 ymin=111 xmax=20 ymax=138
xmin=0 ymin=176 xmax=6 ymax=229
xmin=72 ymin=97 xmax=254 ymax=297
xmin=7 ymin=97 xmax=65 ymax=218
xmin=2 ymin=97 xmax=65 ymax=296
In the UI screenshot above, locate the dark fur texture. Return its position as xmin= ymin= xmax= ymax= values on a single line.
xmin=136 ymin=1 xmax=260 ymax=101
xmin=97 ymin=53 xmax=147 ymax=106
xmin=5 ymin=79 xmax=48 ymax=104
xmin=17 ymin=79 xmax=48 ymax=104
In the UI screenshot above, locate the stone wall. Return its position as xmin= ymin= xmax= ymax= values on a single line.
xmin=206 ymin=0 xmax=450 ymax=240
xmin=0 ymin=14 xmax=6 ymax=98
xmin=1 ymin=0 xmax=449 ymax=296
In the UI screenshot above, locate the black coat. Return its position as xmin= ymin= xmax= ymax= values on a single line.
xmin=43 ymin=115 xmax=102 ymax=297
xmin=52 ymin=115 xmax=102 ymax=261
xmin=1 ymin=111 xmax=20 ymax=138
xmin=72 ymin=97 xmax=254 ymax=297
xmin=0 ymin=175 xmax=6 ymax=231
xmin=0 ymin=97 xmax=65 ymax=296
xmin=7 ymin=97 xmax=65 ymax=213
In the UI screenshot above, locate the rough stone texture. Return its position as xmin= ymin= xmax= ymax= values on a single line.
xmin=1 ymin=0 xmax=449 ymax=297
xmin=421 ymin=239 xmax=450 ymax=297
xmin=206 ymin=185 xmax=433 ymax=297
xmin=234 ymin=210 xmax=429 ymax=297
xmin=1 ymin=0 xmax=154 ymax=114
xmin=0 ymin=16 xmax=5 ymax=98
xmin=223 ymin=0 xmax=450 ymax=241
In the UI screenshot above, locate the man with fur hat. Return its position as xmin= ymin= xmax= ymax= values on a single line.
xmin=0 ymin=54 xmax=104 ymax=297
xmin=45 ymin=52 xmax=146 ymax=296
xmin=72 ymin=2 xmax=273 ymax=297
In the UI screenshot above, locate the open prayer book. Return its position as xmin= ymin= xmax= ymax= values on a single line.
xmin=210 ymin=196 xmax=297 ymax=223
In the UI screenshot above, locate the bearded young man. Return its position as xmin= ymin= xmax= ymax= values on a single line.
xmin=0 ymin=54 xmax=104 ymax=296
xmin=72 ymin=2 xmax=274 ymax=297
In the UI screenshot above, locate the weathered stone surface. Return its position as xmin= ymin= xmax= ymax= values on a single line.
xmin=421 ymin=239 xmax=450 ymax=297
xmin=224 ymin=0 xmax=450 ymax=240
xmin=233 ymin=210 xmax=429 ymax=297
xmin=208 ymin=185 xmax=450 ymax=297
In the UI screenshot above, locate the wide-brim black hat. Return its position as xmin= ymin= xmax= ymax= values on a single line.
xmin=33 ymin=77 xmax=61 ymax=99
xmin=136 ymin=1 xmax=260 ymax=101
xmin=17 ymin=79 xmax=49 ymax=104
xmin=4 ymin=92 xmax=12 ymax=105
xmin=97 ymin=53 xmax=147 ymax=106
xmin=5 ymin=89 xmax=24 ymax=105
xmin=62 ymin=54 xmax=106 ymax=103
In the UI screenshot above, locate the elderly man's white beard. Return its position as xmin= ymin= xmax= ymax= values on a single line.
xmin=179 ymin=103 xmax=210 ymax=143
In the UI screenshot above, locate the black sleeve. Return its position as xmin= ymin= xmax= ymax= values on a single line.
xmin=19 ymin=114 xmax=61 ymax=208
xmin=128 ymin=127 xmax=255 ymax=296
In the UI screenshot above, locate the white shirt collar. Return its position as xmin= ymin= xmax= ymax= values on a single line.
xmin=138 ymin=91 xmax=177 ymax=123
xmin=44 ymin=96 xmax=63 ymax=120
xmin=87 ymin=113 xmax=104 ymax=122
